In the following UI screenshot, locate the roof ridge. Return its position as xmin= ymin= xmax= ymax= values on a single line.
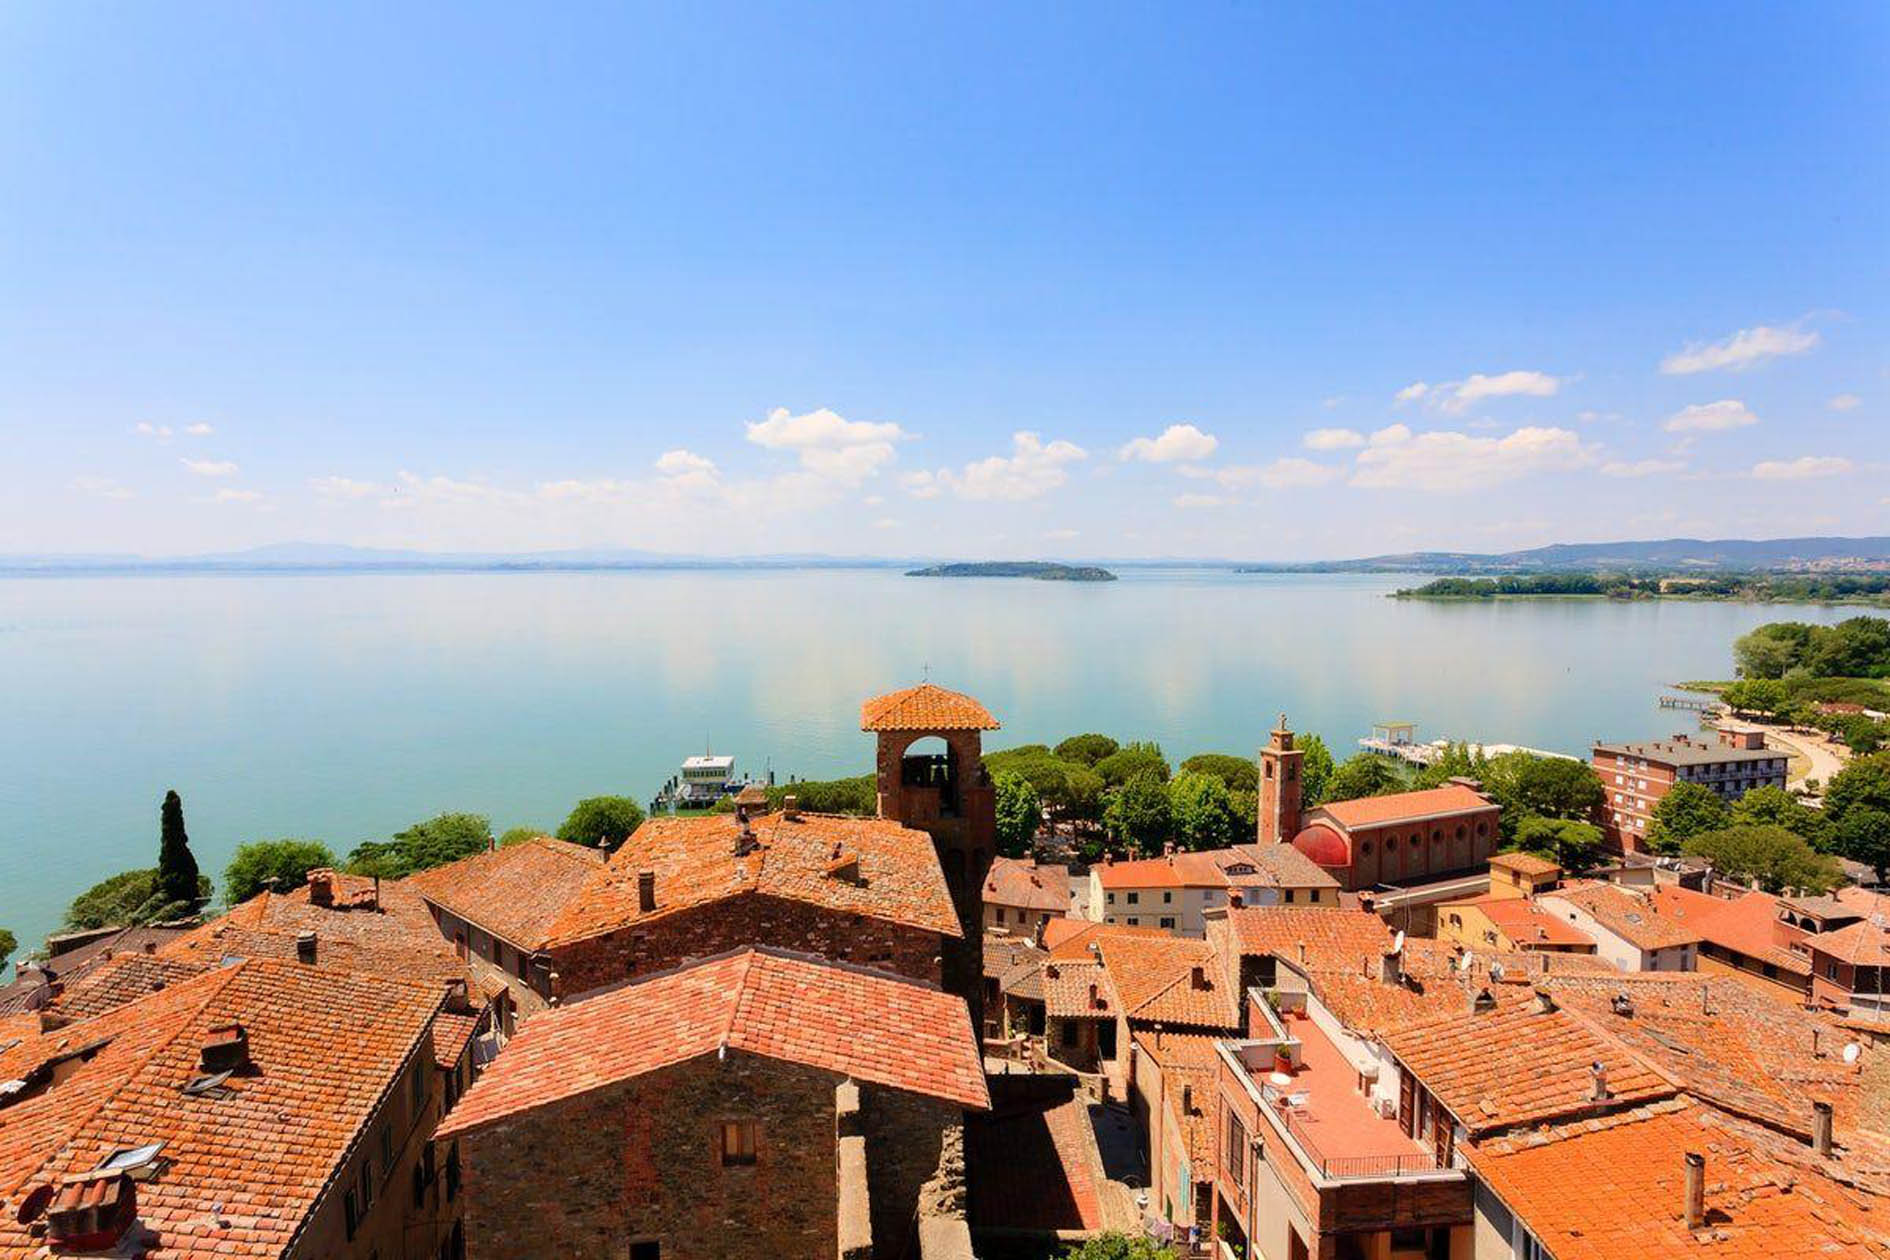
xmin=722 ymin=948 xmax=761 ymax=1052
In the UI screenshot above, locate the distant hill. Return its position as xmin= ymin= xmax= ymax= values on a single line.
xmin=905 ymin=562 xmax=1118 ymax=582
xmin=1240 ymin=536 xmax=1890 ymax=575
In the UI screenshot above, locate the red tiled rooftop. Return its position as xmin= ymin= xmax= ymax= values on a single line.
xmin=1544 ymin=882 xmax=1702 ymax=952
xmin=860 ymin=683 xmax=999 ymax=731
xmin=1231 ymin=1015 xmax=1431 ymax=1167
xmin=1093 ymin=935 xmax=1237 ymax=1029
xmin=436 ymin=947 xmax=987 ymax=1139
xmin=1814 ymin=917 xmax=1890 ymax=967
xmin=405 ymin=835 xmax=606 ymax=950
xmin=1649 ymin=885 xmax=1809 ymax=976
xmin=984 ymin=857 xmax=1071 ymax=911
xmin=1314 ymin=783 xmax=1494 ymax=830
xmin=968 ymin=1079 xmax=1105 ymax=1232
xmin=1445 ymin=893 xmax=1595 ymax=948
xmin=1222 ymin=905 xmax=1391 ymax=960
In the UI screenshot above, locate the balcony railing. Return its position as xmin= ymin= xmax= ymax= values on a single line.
xmin=1277 ymin=1105 xmax=1445 ymax=1181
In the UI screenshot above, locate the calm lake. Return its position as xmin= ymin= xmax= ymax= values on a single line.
xmin=0 ymin=569 xmax=1864 ymax=956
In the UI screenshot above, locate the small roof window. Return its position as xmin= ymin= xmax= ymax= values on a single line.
xmin=96 ymin=1142 xmax=165 ymax=1179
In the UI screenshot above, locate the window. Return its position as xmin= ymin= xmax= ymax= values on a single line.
xmin=994 ymin=907 xmax=1006 ymax=924
xmin=1126 ymin=917 xmax=1140 ymax=926
xmin=1283 ymin=889 xmax=1295 ymax=904
xmin=411 ymin=1062 xmax=428 ymax=1113
xmin=721 ymin=1120 xmax=758 ymax=1166
xmin=1127 ymin=892 xmax=1140 ymax=905
xmin=631 ymin=1245 xmax=661 ymax=1260
xmin=360 ymin=1157 xmax=375 ymax=1210
xmin=344 ymin=1188 xmax=361 ymax=1240
xmin=1106 ymin=892 xmax=1116 ymax=904
xmin=1159 ymin=917 xmax=1175 ymax=929
xmin=379 ymin=1124 xmax=394 ymax=1182
xmin=1224 ymin=1111 xmax=1247 ymax=1189
xmin=1163 ymin=891 xmax=1173 ymax=904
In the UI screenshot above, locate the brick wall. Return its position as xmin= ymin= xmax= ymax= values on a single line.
xmin=1339 ymin=807 xmax=1498 ymax=890
xmin=548 ymin=894 xmax=944 ymax=1000
xmin=860 ymin=1085 xmax=963 ymax=1260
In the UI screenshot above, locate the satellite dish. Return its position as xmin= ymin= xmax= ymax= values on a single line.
xmin=1456 ymin=952 xmax=1473 ymax=972
xmin=1490 ymin=962 xmax=1507 ymax=982
xmin=15 ymin=1184 xmax=52 ymax=1226
xmin=1843 ymin=1043 xmax=1862 ymax=1065
xmin=1391 ymin=930 xmax=1406 ymax=955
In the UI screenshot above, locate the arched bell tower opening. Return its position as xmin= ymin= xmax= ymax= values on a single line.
xmin=862 ymin=682 xmax=1000 ymax=1018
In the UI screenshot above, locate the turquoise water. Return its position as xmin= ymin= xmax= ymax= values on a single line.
xmin=0 ymin=569 xmax=1863 ymax=956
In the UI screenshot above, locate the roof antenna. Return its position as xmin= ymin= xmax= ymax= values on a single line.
xmin=922 ymin=661 xmax=931 ymax=683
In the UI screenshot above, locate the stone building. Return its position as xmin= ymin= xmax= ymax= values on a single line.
xmin=1591 ymin=730 xmax=1788 ymax=852
xmin=437 ymin=947 xmax=987 ymax=1260
xmin=1286 ymin=783 xmax=1502 ymax=893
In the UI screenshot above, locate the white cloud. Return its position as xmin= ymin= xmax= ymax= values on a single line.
xmin=1600 ymin=459 xmax=1687 ymax=479
xmin=1829 ymin=393 xmax=1862 ymax=412
xmin=309 ymin=476 xmax=384 ymax=500
xmin=1394 ymin=383 xmax=1429 ymax=405
xmin=183 ymin=422 xmax=215 ymax=437
xmin=653 ymin=448 xmax=720 ymax=489
xmin=1351 ymin=425 xmax=1592 ymax=493
xmin=212 ymin=488 xmax=264 ymax=503
xmin=180 ymin=458 xmax=239 ymax=478
xmin=1173 ymin=493 xmax=1226 ymax=509
xmin=1118 ymin=423 xmax=1218 ymax=463
xmin=930 ymin=432 xmax=1088 ymax=501
xmin=745 ymin=407 xmax=906 ymax=485
xmin=134 ymin=422 xmax=173 ymax=441
xmin=386 ymin=471 xmax=527 ymax=509
xmin=1397 ymin=372 xmax=1561 ymax=415
xmin=900 ymin=471 xmax=942 ymax=500
xmin=535 ymin=478 xmax=636 ymax=503
xmin=1660 ymin=323 xmax=1819 ymax=374
xmin=1045 ymin=527 xmax=1080 ymax=539
xmin=1664 ymin=400 xmax=1759 ymax=433
xmin=862 ymin=494 xmax=885 ymax=507
xmin=1303 ymin=427 xmax=1366 ymax=451
xmin=72 ymin=475 xmax=134 ymax=500
xmin=871 ymin=517 xmax=901 ymax=530
xmin=1750 ymin=456 xmax=1854 ymax=481
xmin=1203 ymin=458 xmax=1343 ymax=490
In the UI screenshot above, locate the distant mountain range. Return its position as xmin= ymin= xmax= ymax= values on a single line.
xmin=1239 ymin=536 xmax=1890 ymax=575
xmin=5 ymin=535 xmax=1889 ymax=576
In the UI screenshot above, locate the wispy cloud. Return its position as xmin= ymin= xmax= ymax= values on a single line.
xmin=1118 ymin=423 xmax=1218 ymax=463
xmin=1599 ymin=459 xmax=1687 ymax=479
xmin=916 ymin=431 xmax=1088 ymax=501
xmin=1663 ymin=400 xmax=1758 ymax=433
xmin=1351 ymin=424 xmax=1591 ymax=492
xmin=1750 ymin=455 xmax=1854 ymax=481
xmin=1828 ymin=393 xmax=1862 ymax=412
xmin=1303 ymin=427 xmax=1366 ymax=451
xmin=1173 ymin=493 xmax=1226 ymax=509
xmin=183 ymin=422 xmax=215 ymax=437
xmin=309 ymin=476 xmax=385 ymax=500
xmin=180 ymin=457 xmax=239 ymax=477
xmin=1396 ymin=372 xmax=1561 ymax=415
xmin=1660 ymin=323 xmax=1819 ymax=374
xmin=212 ymin=487 xmax=264 ymax=503
xmin=134 ymin=422 xmax=173 ymax=441
xmin=72 ymin=475 xmax=135 ymax=500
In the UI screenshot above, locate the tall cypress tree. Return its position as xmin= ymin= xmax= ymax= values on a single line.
xmin=157 ymin=789 xmax=201 ymax=909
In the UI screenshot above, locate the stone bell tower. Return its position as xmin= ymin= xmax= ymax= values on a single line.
xmin=1258 ymin=713 xmax=1304 ymax=846
xmin=862 ymin=682 xmax=999 ymax=1015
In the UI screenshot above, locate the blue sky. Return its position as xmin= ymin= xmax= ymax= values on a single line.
xmin=3 ymin=3 xmax=1885 ymax=559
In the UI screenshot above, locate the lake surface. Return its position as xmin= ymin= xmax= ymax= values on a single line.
xmin=0 ymin=569 xmax=1864 ymax=956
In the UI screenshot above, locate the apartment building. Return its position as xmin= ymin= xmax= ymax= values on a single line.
xmin=1591 ymin=730 xmax=1787 ymax=852
xmin=1091 ymin=844 xmax=1339 ymax=937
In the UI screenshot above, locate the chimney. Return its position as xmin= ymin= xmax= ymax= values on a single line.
xmin=1181 ymin=1084 xmax=1194 ymax=1114
xmin=1163 ymin=841 xmax=1176 ymax=859
xmin=1045 ymin=963 xmax=1060 ymax=980
xmin=141 ymin=940 xmax=158 ymax=956
xmin=1533 ymin=989 xmax=1557 ymax=1015
xmin=1813 ymin=1101 xmax=1834 ymax=1157
xmin=1357 ymin=892 xmax=1376 ymax=914
xmin=307 ymin=868 xmax=335 ymax=906
xmin=1589 ymin=1061 xmax=1609 ymax=1102
xmin=1190 ymin=965 xmax=1208 ymax=990
xmin=637 ymin=870 xmax=657 ymax=913
xmin=1229 ymin=890 xmax=1244 ymax=909
xmin=1611 ymin=992 xmax=1635 ymax=1018
xmin=1380 ymin=949 xmax=1403 ymax=987
xmin=295 ymin=930 xmax=317 ymax=965
xmin=1296 ymin=940 xmax=1307 ymax=965
xmin=783 ymin=794 xmax=801 ymax=821
xmin=1683 ymin=1152 xmax=1705 ymax=1230
xmin=1088 ymin=982 xmax=1102 ymax=1010
xmin=200 ymin=1023 xmax=250 ymax=1074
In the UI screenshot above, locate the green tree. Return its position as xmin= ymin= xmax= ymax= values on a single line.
xmin=557 ymin=796 xmax=647 ymax=852
xmin=1730 ymin=785 xmax=1831 ymax=849
xmin=1483 ymin=753 xmax=1604 ymax=824
xmin=346 ymin=812 xmax=493 ymax=880
xmin=1104 ymin=772 xmax=1172 ymax=849
xmin=62 ymin=868 xmax=213 ymax=932
xmin=1834 ymin=808 xmax=1890 ymax=884
xmin=498 ymin=825 xmax=544 ymax=847
xmin=1825 ymin=753 xmax=1890 ymax=825
xmin=223 ymin=839 xmax=339 ymax=905
xmin=1734 ymin=622 xmax=1816 ymax=679
xmin=156 ymin=790 xmax=203 ymax=911
xmin=1323 ymin=753 xmax=1401 ymax=803
xmin=1722 ymin=679 xmax=1788 ymax=719
xmin=1805 ymin=616 xmax=1890 ymax=678
xmin=1178 ymin=753 xmax=1258 ymax=794
xmin=1167 ymin=771 xmax=1242 ymax=851
xmin=1646 ymin=781 xmax=1732 ymax=854
xmin=1061 ymin=1235 xmax=1178 ymax=1260
xmin=1054 ymin=733 xmax=1120 ymax=766
xmin=1513 ymin=815 xmax=1605 ymax=875
xmin=1298 ymin=733 xmax=1336 ymax=806
xmin=993 ymin=771 xmax=1043 ymax=858
xmin=765 ymin=774 xmax=878 ymax=816
xmin=1412 ymin=741 xmax=1488 ymax=790
xmin=1681 ymin=825 xmax=1843 ymax=894
xmin=0 ymin=928 xmax=16 ymax=972
xmin=1096 ymin=742 xmax=1171 ymax=787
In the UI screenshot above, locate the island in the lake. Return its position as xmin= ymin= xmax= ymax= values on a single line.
xmin=1390 ymin=572 xmax=1890 ymax=605
xmin=905 ymin=561 xmax=1118 ymax=582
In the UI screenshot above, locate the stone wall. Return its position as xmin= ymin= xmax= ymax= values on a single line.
xmin=548 ymin=894 xmax=944 ymax=1000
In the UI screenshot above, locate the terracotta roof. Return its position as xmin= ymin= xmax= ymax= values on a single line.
xmin=984 ymin=933 xmax=1048 ymax=981
xmin=405 ymin=836 xmax=606 ymax=950
xmin=1044 ymin=919 xmax=1169 ymax=959
xmin=984 ymin=857 xmax=1071 ymax=912
xmin=0 ymin=960 xmax=444 ymax=1259
xmin=1467 ymin=1100 xmax=1890 ymax=1260
xmin=544 ymin=810 xmax=961 ymax=947
xmin=1491 ymin=851 xmax=1562 ymax=878
xmin=1131 ymin=1031 xmax=1222 ymax=1165
xmin=859 ymin=683 xmax=999 ymax=732
xmin=1313 ymin=783 xmax=1495 ymax=831
xmin=1095 ymin=851 xmax=1232 ymax=890
xmin=430 ymin=1010 xmax=482 ymax=1070
xmin=968 ymin=1078 xmax=1106 ymax=1232
xmin=1814 ymin=918 xmax=1890 ymax=967
xmin=436 ymin=948 xmax=987 ymax=1138
xmin=1544 ymin=882 xmax=1702 ymax=952
xmin=1290 ymin=822 xmax=1351 ymax=868
xmin=1226 ymin=843 xmax=1342 ymax=890
xmin=1221 ymin=905 xmax=1392 ymax=961
xmin=1093 ymin=936 xmax=1237 ymax=1029
xmin=1383 ymin=992 xmax=1674 ymax=1135
xmin=1039 ymin=960 xmax=1117 ymax=1020
xmin=1650 ymin=885 xmax=1810 ymax=976
xmin=1297 ymin=968 xmax=1474 ymax=1038
xmin=1442 ymin=894 xmax=1595 ymax=948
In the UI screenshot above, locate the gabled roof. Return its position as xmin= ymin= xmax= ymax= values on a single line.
xmin=1444 ymin=894 xmax=1595 ymax=948
xmin=543 ymin=811 xmax=960 ymax=947
xmin=1313 ymin=783 xmax=1495 ymax=831
xmin=1491 ymin=851 xmax=1562 ymax=878
xmin=1044 ymin=919 xmax=1168 ymax=959
xmin=1092 ymin=935 xmax=1236 ymax=1029
xmin=0 ymin=960 xmax=444 ymax=1258
xmin=984 ymin=857 xmax=1071 ymax=911
xmin=436 ymin=948 xmax=987 ymax=1138
xmin=1649 ymin=885 xmax=1809 ymax=976
xmin=1221 ymin=905 xmax=1392 ymax=960
xmin=1039 ymin=960 xmax=1116 ymax=1020
xmin=1544 ymin=883 xmax=1702 ymax=951
xmin=1814 ymin=917 xmax=1890 ymax=967
xmin=1466 ymin=1099 xmax=1890 ymax=1260
xmin=860 ymin=683 xmax=999 ymax=732
xmin=406 ymin=836 xmax=607 ymax=951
